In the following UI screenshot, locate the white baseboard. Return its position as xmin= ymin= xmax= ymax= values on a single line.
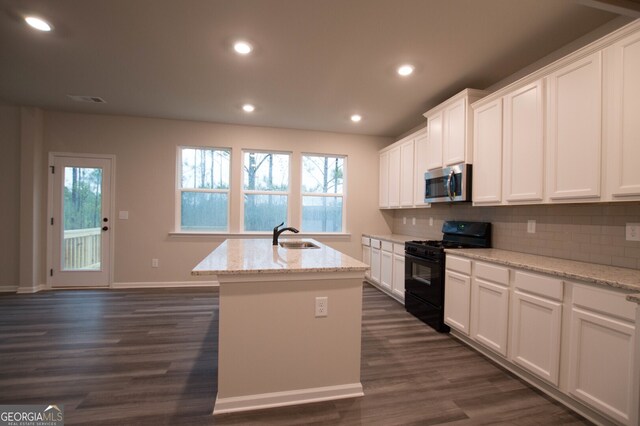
xmin=16 ymin=284 xmax=47 ymax=294
xmin=0 ymin=285 xmax=18 ymax=293
xmin=213 ymin=382 xmax=364 ymax=415
xmin=111 ymin=280 xmax=219 ymax=289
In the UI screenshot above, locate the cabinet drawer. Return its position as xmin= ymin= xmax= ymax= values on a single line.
xmin=572 ymin=283 xmax=635 ymax=322
xmin=370 ymin=239 xmax=381 ymax=249
xmin=361 ymin=237 xmax=370 ymax=246
xmin=447 ymin=255 xmax=471 ymax=275
xmin=393 ymin=243 xmax=405 ymax=255
xmin=514 ymin=271 xmax=563 ymax=301
xmin=475 ymin=261 xmax=509 ymax=285
xmin=381 ymin=241 xmax=393 ymax=252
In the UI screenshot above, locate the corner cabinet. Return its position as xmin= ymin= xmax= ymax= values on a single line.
xmin=423 ymin=88 xmax=489 ymax=170
xmin=413 ymin=130 xmax=430 ymax=206
xmin=546 ymin=52 xmax=602 ymax=202
xmin=379 ymin=152 xmax=389 ymax=208
xmin=363 ymin=236 xmax=406 ymax=304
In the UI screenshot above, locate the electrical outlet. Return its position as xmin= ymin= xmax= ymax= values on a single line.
xmin=429 ymin=217 xmax=434 ymax=227
xmin=315 ymin=296 xmax=328 ymax=317
xmin=627 ymin=223 xmax=640 ymax=241
xmin=152 ymin=258 xmax=159 ymax=268
xmin=412 ymin=217 xmax=416 ymax=226
xmin=403 ymin=216 xmax=406 ymax=225
xmin=527 ymin=220 xmax=536 ymax=234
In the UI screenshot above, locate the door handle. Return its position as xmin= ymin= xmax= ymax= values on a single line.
xmin=446 ymin=170 xmax=455 ymax=200
xmin=102 ymin=226 xmax=109 ymax=231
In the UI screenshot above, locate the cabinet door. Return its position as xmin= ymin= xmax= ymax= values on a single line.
xmin=511 ymin=290 xmax=562 ymax=385
xmin=413 ymin=131 xmax=429 ymax=206
xmin=379 ymin=151 xmax=389 ymax=208
xmin=388 ymin=147 xmax=401 ymax=208
xmin=362 ymin=245 xmax=371 ymax=279
xmin=426 ymin=112 xmax=443 ymax=170
xmin=380 ymin=249 xmax=393 ymax=291
xmin=473 ymin=98 xmax=503 ymax=204
xmin=400 ymin=140 xmax=414 ymax=207
xmin=504 ymin=80 xmax=545 ymax=202
xmin=444 ymin=270 xmax=471 ymax=335
xmin=604 ymin=32 xmax=640 ymax=199
xmin=568 ymin=307 xmax=635 ymax=425
xmin=546 ymin=52 xmax=602 ymax=201
xmin=470 ymin=277 xmax=509 ymax=356
xmin=370 ymin=247 xmax=381 ymax=284
xmin=444 ymin=98 xmax=466 ymax=166
xmin=392 ymin=253 xmax=405 ymax=300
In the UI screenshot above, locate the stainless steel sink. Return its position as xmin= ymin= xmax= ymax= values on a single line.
xmin=279 ymin=241 xmax=320 ymax=249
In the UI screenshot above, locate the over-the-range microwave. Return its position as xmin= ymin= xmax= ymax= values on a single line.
xmin=424 ymin=164 xmax=472 ymax=203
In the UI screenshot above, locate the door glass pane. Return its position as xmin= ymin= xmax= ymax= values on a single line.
xmin=62 ymin=167 xmax=102 ymax=271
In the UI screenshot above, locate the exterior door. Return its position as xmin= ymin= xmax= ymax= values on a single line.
xmin=50 ymin=155 xmax=112 ymax=287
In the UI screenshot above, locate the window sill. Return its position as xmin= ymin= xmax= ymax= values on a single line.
xmin=168 ymin=232 xmax=352 ymax=240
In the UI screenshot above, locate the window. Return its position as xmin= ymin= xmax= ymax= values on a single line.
xmin=242 ymin=151 xmax=290 ymax=231
xmin=178 ymin=147 xmax=230 ymax=231
xmin=301 ymin=154 xmax=345 ymax=232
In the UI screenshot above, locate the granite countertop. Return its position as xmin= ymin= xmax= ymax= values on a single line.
xmin=446 ymin=248 xmax=640 ymax=304
xmin=192 ymin=238 xmax=368 ymax=275
xmin=363 ymin=233 xmax=416 ymax=244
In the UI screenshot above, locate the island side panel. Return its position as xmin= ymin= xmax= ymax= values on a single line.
xmin=217 ymin=277 xmax=363 ymax=401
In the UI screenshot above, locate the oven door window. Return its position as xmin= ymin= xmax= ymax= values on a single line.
xmin=405 ymin=258 xmax=443 ymax=308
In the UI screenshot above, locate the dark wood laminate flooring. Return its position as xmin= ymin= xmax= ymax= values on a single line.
xmin=0 ymin=284 xmax=591 ymax=425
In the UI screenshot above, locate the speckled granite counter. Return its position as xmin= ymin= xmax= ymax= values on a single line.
xmin=362 ymin=233 xmax=416 ymax=244
xmin=446 ymin=248 xmax=640 ymax=304
xmin=192 ymin=238 xmax=368 ymax=275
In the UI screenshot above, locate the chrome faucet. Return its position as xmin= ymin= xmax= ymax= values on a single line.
xmin=273 ymin=222 xmax=299 ymax=245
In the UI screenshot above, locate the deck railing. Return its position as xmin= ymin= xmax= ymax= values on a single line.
xmin=63 ymin=227 xmax=101 ymax=270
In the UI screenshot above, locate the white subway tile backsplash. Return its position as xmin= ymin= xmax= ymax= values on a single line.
xmin=391 ymin=202 xmax=640 ymax=270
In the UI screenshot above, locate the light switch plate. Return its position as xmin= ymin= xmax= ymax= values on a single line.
xmin=626 ymin=223 xmax=640 ymax=241
xmin=119 ymin=211 xmax=129 ymax=220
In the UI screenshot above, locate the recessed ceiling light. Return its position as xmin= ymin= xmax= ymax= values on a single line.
xmin=234 ymin=41 xmax=253 ymax=55
xmin=351 ymin=114 xmax=362 ymax=123
xmin=25 ymin=16 xmax=52 ymax=32
xmin=242 ymin=104 xmax=255 ymax=113
xmin=397 ymin=64 xmax=414 ymax=76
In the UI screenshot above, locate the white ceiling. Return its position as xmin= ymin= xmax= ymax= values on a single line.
xmin=0 ymin=0 xmax=625 ymax=137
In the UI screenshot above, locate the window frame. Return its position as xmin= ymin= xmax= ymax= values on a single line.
xmin=175 ymin=145 xmax=232 ymax=233
xmin=300 ymin=152 xmax=347 ymax=234
xmin=240 ymin=149 xmax=292 ymax=233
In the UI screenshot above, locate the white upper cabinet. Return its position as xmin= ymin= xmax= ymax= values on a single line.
xmin=546 ymin=52 xmax=602 ymax=201
xmin=388 ymin=146 xmax=401 ymax=208
xmin=504 ymin=80 xmax=545 ymax=202
xmin=472 ymin=98 xmax=503 ymax=205
xmin=443 ymin=98 xmax=467 ymax=166
xmin=399 ymin=139 xmax=415 ymax=207
xmin=379 ymin=151 xmax=389 ymax=208
xmin=413 ymin=130 xmax=429 ymax=206
xmin=424 ymin=89 xmax=489 ymax=170
xmin=603 ymin=31 xmax=640 ymax=200
xmin=426 ymin=111 xmax=443 ymax=170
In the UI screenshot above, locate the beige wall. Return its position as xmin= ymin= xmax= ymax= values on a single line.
xmin=42 ymin=111 xmax=393 ymax=284
xmin=0 ymin=104 xmax=21 ymax=289
xmin=392 ymin=203 xmax=640 ymax=270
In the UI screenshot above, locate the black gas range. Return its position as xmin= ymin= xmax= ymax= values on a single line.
xmin=405 ymin=221 xmax=491 ymax=332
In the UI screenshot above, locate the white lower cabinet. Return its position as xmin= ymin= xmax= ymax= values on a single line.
xmin=471 ymin=277 xmax=509 ymax=356
xmin=568 ymin=283 xmax=637 ymax=425
xmin=361 ymin=237 xmax=371 ymax=280
xmin=380 ymin=248 xmax=393 ymax=292
xmin=444 ymin=270 xmax=471 ymax=335
xmin=370 ymin=239 xmax=381 ymax=285
xmin=392 ymin=244 xmax=405 ymax=300
xmin=510 ymin=271 xmax=563 ymax=386
xmin=444 ymin=254 xmax=639 ymax=425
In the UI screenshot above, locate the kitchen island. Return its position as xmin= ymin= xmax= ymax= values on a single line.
xmin=192 ymin=238 xmax=368 ymax=415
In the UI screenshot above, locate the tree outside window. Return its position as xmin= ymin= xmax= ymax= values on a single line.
xmin=301 ymin=155 xmax=345 ymax=232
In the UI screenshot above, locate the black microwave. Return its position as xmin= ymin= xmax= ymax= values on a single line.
xmin=424 ymin=164 xmax=472 ymax=203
